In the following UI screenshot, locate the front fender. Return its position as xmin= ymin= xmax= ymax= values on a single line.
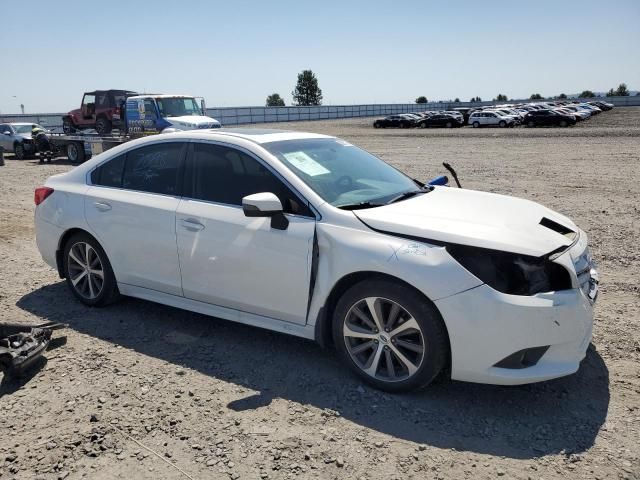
xmin=307 ymin=223 xmax=482 ymax=328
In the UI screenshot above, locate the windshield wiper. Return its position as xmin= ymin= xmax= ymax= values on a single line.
xmin=338 ymin=201 xmax=384 ymax=211
xmin=386 ymin=187 xmax=430 ymax=205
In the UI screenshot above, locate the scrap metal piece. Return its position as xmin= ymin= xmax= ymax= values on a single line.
xmin=0 ymin=322 xmax=67 ymax=377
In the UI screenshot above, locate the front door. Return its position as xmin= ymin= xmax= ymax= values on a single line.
xmin=80 ymin=93 xmax=96 ymax=127
xmin=84 ymin=142 xmax=187 ymax=295
xmin=176 ymin=142 xmax=316 ymax=324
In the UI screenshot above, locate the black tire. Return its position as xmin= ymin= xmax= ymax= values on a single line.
xmin=63 ymin=232 xmax=120 ymax=307
xmin=528 ymin=120 xmax=535 ymax=128
xmin=62 ymin=118 xmax=75 ymax=134
xmin=560 ymin=120 xmax=568 ymax=127
xmin=332 ymin=279 xmax=448 ymax=393
xmin=472 ymin=121 xmax=480 ymax=128
xmin=67 ymin=142 xmax=86 ymax=164
xmin=95 ymin=117 xmax=112 ymax=135
xmin=373 ymin=122 xmax=380 ymax=128
xmin=419 ymin=122 xmax=428 ymax=129
xmin=446 ymin=122 xmax=452 ymax=128
xmin=14 ymin=142 xmax=25 ymax=160
xmin=498 ymin=120 xmax=506 ymax=128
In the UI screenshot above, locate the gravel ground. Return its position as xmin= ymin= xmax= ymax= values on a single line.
xmin=0 ymin=108 xmax=639 ymax=480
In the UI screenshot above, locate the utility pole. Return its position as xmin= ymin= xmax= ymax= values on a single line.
xmin=20 ymin=104 xmax=25 ymax=114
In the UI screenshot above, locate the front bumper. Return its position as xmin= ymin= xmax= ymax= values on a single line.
xmin=436 ymin=284 xmax=594 ymax=385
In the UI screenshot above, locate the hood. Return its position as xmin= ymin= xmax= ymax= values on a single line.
xmin=354 ymin=187 xmax=578 ymax=257
xmin=165 ymin=115 xmax=221 ymax=129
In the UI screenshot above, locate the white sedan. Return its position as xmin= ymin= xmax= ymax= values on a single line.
xmin=34 ymin=129 xmax=598 ymax=392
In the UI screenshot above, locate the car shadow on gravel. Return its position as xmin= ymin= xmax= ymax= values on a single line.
xmin=17 ymin=282 xmax=610 ymax=460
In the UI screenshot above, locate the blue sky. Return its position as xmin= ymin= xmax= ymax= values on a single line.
xmin=1 ymin=0 xmax=638 ymax=113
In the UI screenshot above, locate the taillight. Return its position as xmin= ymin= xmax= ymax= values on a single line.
xmin=34 ymin=186 xmax=54 ymax=206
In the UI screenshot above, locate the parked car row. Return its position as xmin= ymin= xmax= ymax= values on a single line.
xmin=372 ymin=100 xmax=614 ymax=129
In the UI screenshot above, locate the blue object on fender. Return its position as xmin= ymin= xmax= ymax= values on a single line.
xmin=428 ymin=175 xmax=449 ymax=186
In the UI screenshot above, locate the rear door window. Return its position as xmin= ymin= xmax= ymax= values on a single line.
xmin=122 ymin=143 xmax=185 ymax=195
xmin=91 ymin=154 xmax=126 ymax=187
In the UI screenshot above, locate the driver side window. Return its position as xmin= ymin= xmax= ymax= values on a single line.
xmin=185 ymin=143 xmax=313 ymax=217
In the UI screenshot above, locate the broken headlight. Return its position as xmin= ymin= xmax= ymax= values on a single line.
xmin=446 ymin=244 xmax=572 ymax=296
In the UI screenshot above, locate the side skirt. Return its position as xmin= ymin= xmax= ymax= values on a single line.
xmin=118 ymin=283 xmax=317 ymax=341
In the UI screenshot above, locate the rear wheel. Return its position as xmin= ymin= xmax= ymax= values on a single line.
xmin=528 ymin=120 xmax=535 ymax=128
xmin=472 ymin=121 xmax=480 ymax=128
xmin=66 ymin=142 xmax=86 ymax=164
xmin=373 ymin=122 xmax=380 ymax=128
xmin=446 ymin=122 xmax=453 ymax=128
xmin=333 ymin=279 xmax=448 ymax=392
xmin=14 ymin=143 xmax=25 ymax=160
xmin=560 ymin=120 xmax=568 ymax=127
xmin=420 ymin=122 xmax=428 ymax=129
xmin=63 ymin=232 xmax=120 ymax=307
xmin=95 ymin=117 xmax=112 ymax=135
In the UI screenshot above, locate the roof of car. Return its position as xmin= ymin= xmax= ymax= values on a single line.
xmin=166 ymin=128 xmax=334 ymax=145
xmin=4 ymin=122 xmax=35 ymax=126
xmin=127 ymin=94 xmax=196 ymax=100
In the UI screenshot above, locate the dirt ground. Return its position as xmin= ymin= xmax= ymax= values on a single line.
xmin=1 ymin=108 xmax=639 ymax=480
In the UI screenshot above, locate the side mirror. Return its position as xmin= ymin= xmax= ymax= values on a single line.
xmin=242 ymin=192 xmax=289 ymax=230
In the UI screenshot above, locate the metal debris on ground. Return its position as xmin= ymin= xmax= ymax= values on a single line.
xmin=0 ymin=321 xmax=67 ymax=377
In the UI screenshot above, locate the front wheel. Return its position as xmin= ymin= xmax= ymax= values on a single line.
xmin=446 ymin=122 xmax=453 ymax=128
xmin=63 ymin=232 xmax=120 ymax=307
xmin=333 ymin=279 xmax=448 ymax=392
xmin=528 ymin=120 xmax=535 ymax=128
xmin=560 ymin=120 xmax=568 ymax=127
xmin=499 ymin=120 xmax=506 ymax=128
xmin=472 ymin=121 xmax=480 ymax=128
xmin=14 ymin=143 xmax=25 ymax=160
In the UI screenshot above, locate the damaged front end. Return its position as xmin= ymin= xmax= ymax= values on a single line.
xmin=0 ymin=321 xmax=66 ymax=377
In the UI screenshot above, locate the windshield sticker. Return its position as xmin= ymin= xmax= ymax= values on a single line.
xmin=283 ymin=151 xmax=330 ymax=176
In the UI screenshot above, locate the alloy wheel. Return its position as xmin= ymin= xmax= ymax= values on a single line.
xmin=343 ymin=297 xmax=425 ymax=382
xmin=68 ymin=242 xmax=104 ymax=299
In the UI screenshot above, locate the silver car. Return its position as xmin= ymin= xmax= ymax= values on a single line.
xmin=0 ymin=123 xmax=43 ymax=159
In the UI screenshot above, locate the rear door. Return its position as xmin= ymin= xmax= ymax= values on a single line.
xmin=84 ymin=141 xmax=187 ymax=295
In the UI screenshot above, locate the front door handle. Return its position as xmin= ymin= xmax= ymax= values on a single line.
xmin=93 ymin=201 xmax=111 ymax=212
xmin=180 ymin=218 xmax=205 ymax=231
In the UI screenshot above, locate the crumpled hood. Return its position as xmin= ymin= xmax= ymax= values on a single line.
xmin=165 ymin=115 xmax=221 ymax=128
xmin=354 ymin=186 xmax=578 ymax=257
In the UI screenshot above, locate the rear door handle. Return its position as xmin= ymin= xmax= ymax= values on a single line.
xmin=93 ymin=201 xmax=111 ymax=212
xmin=180 ymin=218 xmax=205 ymax=231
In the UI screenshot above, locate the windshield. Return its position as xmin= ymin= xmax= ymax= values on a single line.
xmin=156 ymin=97 xmax=201 ymax=117
xmin=263 ymin=138 xmax=422 ymax=208
xmin=14 ymin=124 xmax=41 ymax=134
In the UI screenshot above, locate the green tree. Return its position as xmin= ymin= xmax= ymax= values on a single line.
xmin=579 ymin=90 xmax=596 ymax=98
xmin=615 ymin=83 xmax=629 ymax=96
xmin=470 ymin=96 xmax=482 ymax=102
xmin=415 ymin=96 xmax=428 ymax=104
xmin=530 ymin=93 xmax=543 ymax=100
xmin=606 ymin=88 xmax=616 ymax=97
xmin=291 ymin=70 xmax=323 ymax=106
xmin=495 ymin=93 xmax=508 ymax=101
xmin=454 ymin=97 xmax=460 ymax=102
xmin=265 ymin=93 xmax=285 ymax=107
xmin=558 ymin=93 xmax=567 ymax=99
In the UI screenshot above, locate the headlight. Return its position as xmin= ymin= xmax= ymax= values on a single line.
xmin=446 ymin=244 xmax=572 ymax=296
